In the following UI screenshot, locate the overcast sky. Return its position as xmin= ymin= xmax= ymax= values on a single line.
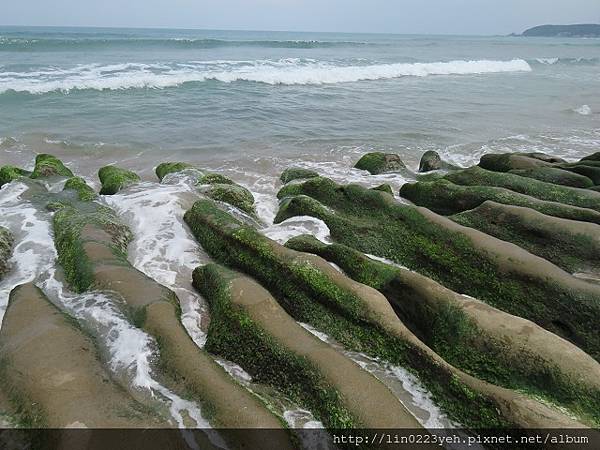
xmin=3 ymin=0 xmax=600 ymax=35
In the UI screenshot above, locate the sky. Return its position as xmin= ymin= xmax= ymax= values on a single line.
xmin=3 ymin=0 xmax=600 ymax=35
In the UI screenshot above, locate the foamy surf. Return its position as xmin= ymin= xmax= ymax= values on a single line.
xmin=0 ymin=182 xmax=56 ymax=326
xmin=298 ymin=323 xmax=456 ymax=429
xmin=101 ymin=180 xmax=210 ymax=347
xmin=0 ymin=58 xmax=532 ymax=94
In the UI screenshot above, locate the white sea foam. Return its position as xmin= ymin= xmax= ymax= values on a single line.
xmin=40 ymin=273 xmax=224 ymax=447
xmin=0 ymin=58 xmax=532 ymax=94
xmin=101 ymin=180 xmax=210 ymax=347
xmin=298 ymin=323 xmax=456 ymax=429
xmin=0 ymin=182 xmax=56 ymax=326
xmin=574 ymin=104 xmax=592 ymax=116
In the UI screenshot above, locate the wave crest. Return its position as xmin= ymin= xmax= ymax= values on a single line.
xmin=0 ymin=59 xmax=532 ymax=94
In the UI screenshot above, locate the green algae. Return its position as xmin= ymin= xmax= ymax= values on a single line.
xmin=98 ymin=166 xmax=140 ymax=195
xmin=184 ymin=199 xmax=511 ymax=428
xmin=30 ymin=154 xmax=73 ymax=179
xmin=194 ymin=263 xmax=357 ymax=429
xmin=275 ymin=177 xmax=600 ymax=361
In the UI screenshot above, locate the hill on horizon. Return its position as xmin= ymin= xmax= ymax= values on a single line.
xmin=522 ymin=23 xmax=600 ymax=37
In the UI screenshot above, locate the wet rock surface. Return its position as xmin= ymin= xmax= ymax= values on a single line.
xmin=1 ymin=151 xmax=600 ymax=443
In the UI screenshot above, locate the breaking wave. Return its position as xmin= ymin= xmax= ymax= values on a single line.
xmin=0 ymin=58 xmax=532 ymax=94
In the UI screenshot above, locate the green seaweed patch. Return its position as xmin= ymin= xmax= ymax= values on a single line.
xmin=0 ymin=166 xmax=31 ymax=187
xmin=63 ymin=177 xmax=97 ymax=202
xmin=202 ymin=183 xmax=256 ymax=216
xmin=446 ymin=166 xmax=600 ymax=212
xmin=194 ymin=263 xmax=357 ymax=429
xmin=183 ymin=200 xmax=509 ymax=428
xmin=0 ymin=227 xmax=13 ymax=275
xmin=371 ymin=184 xmax=394 ymax=196
xmin=451 ymin=203 xmax=600 ymax=275
xmin=354 ymin=152 xmax=406 ymax=175
xmin=400 ymin=178 xmax=600 ymax=225
xmin=199 ymin=173 xmax=235 ymax=186
xmin=280 ymin=168 xmax=320 ymax=184
xmin=286 ymin=237 xmax=600 ymax=425
xmin=53 ymin=203 xmax=132 ymax=292
xmin=30 ymin=154 xmax=74 ymax=179
xmin=98 ymin=166 xmax=140 ymax=195
xmin=155 ymin=162 xmax=195 ymax=181
xmin=275 ymin=177 xmax=600 ymax=362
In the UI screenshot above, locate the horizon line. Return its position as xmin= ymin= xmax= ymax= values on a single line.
xmin=0 ymin=23 xmax=520 ymax=37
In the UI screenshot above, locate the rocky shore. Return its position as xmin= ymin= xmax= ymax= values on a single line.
xmin=1 ymin=149 xmax=599 ymax=448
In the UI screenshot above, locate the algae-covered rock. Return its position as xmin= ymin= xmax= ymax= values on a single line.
xmin=155 ymin=162 xmax=195 ymax=181
xmin=418 ymin=150 xmax=459 ymax=173
xmin=558 ymin=163 xmax=600 ymax=185
xmin=199 ymin=173 xmax=235 ymax=185
xmin=452 ymin=201 xmax=600 ymax=275
xmin=52 ymin=200 xmax=291 ymax=447
xmin=354 ymin=152 xmax=406 ymax=174
xmin=98 ymin=165 xmax=140 ymax=195
xmin=201 ymin=183 xmax=256 ymax=216
xmin=581 ymin=152 xmax=600 ymax=162
xmin=0 ymin=227 xmax=13 ymax=277
xmin=0 ymin=166 xmax=30 ymax=187
xmin=446 ymin=166 xmax=600 ymax=212
xmin=280 ymin=167 xmax=320 ymax=184
xmin=400 ymin=178 xmax=600 ymax=225
xmin=275 ymin=177 xmax=600 ymax=360
xmin=508 ymin=167 xmax=594 ymax=188
xmin=194 ymin=263 xmax=421 ymax=429
xmin=479 ymin=152 xmax=564 ymax=172
xmin=53 ymin=203 xmax=132 ymax=292
xmin=372 ymin=184 xmax=394 ymax=195
xmin=285 ymin=235 xmax=600 ymax=426
xmin=63 ymin=177 xmax=97 ymax=202
xmin=30 ymin=154 xmax=74 ymax=179
xmin=184 ymin=199 xmax=584 ymax=429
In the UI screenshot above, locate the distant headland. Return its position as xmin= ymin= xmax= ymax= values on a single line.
xmin=520 ymin=24 xmax=600 ymax=37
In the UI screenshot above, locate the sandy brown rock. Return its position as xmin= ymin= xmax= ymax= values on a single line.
xmin=452 ymin=201 xmax=600 ymax=275
xmin=0 ymin=283 xmax=166 ymax=429
xmin=54 ymin=202 xmax=293 ymax=450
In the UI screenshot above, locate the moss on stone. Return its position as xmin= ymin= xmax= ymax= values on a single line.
xmin=418 ymin=150 xmax=459 ymax=173
xmin=30 ymin=154 xmax=74 ymax=179
xmin=580 ymin=152 xmax=600 ymax=162
xmin=285 ymin=236 xmax=600 ymax=426
xmin=63 ymin=177 xmax=97 ymax=202
xmin=0 ymin=166 xmax=30 ymax=187
xmin=0 ymin=227 xmax=13 ymax=278
xmin=371 ymin=184 xmax=394 ymax=195
xmin=401 ymin=178 xmax=600 ymax=225
xmin=479 ymin=152 xmax=565 ymax=172
xmin=557 ymin=164 xmax=600 ymax=185
xmin=451 ymin=201 xmax=600 ymax=275
xmin=508 ymin=167 xmax=594 ymax=188
xmin=446 ymin=166 xmax=600 ymax=212
xmin=155 ymin=162 xmax=195 ymax=181
xmin=98 ymin=165 xmax=140 ymax=195
xmin=275 ymin=177 xmax=600 ymax=361
xmin=184 ymin=199 xmax=512 ymax=428
xmin=201 ymin=183 xmax=256 ymax=216
xmin=354 ymin=152 xmax=406 ymax=175
xmin=199 ymin=173 xmax=235 ymax=185
xmin=194 ymin=264 xmax=358 ymax=429
xmin=53 ymin=203 xmax=132 ymax=292
xmin=280 ymin=168 xmax=320 ymax=184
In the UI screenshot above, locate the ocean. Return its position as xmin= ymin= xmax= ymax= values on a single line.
xmin=1 ymin=26 xmax=600 ymax=433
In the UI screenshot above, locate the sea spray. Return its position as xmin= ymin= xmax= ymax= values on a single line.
xmin=0 ymin=182 xmax=56 ymax=326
